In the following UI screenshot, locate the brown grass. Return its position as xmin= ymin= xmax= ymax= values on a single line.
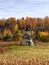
xmin=0 ymin=46 xmax=49 ymax=65
xmin=0 ymin=57 xmax=49 ymax=65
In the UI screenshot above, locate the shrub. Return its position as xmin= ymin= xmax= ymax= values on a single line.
xmin=2 ymin=34 xmax=12 ymax=41
xmin=13 ymin=29 xmax=23 ymax=41
xmin=38 ymin=31 xmax=49 ymax=42
xmin=30 ymin=31 xmax=35 ymax=36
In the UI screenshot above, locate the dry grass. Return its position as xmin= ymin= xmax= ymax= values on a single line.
xmin=0 ymin=46 xmax=49 ymax=65
xmin=0 ymin=57 xmax=49 ymax=65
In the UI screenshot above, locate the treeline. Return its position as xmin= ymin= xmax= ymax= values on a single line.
xmin=0 ymin=16 xmax=49 ymax=42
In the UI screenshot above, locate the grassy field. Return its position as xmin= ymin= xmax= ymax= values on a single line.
xmin=0 ymin=46 xmax=49 ymax=65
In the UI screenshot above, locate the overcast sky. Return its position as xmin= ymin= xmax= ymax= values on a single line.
xmin=0 ymin=0 xmax=49 ymax=19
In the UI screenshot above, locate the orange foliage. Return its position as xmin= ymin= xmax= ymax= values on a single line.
xmin=38 ymin=31 xmax=49 ymax=37
xmin=3 ymin=29 xmax=12 ymax=37
xmin=7 ymin=17 xmax=16 ymax=25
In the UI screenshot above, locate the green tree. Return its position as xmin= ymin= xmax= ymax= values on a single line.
xmin=13 ymin=29 xmax=23 ymax=41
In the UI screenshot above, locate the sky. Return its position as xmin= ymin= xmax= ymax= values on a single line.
xmin=0 ymin=0 xmax=49 ymax=19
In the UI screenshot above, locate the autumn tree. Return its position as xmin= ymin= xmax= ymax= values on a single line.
xmin=44 ymin=16 xmax=49 ymax=31
xmin=25 ymin=17 xmax=30 ymax=29
xmin=30 ymin=18 xmax=37 ymax=30
xmin=7 ymin=17 xmax=16 ymax=24
xmin=25 ymin=17 xmax=37 ymax=30
xmin=2 ymin=29 xmax=13 ymax=41
xmin=38 ymin=31 xmax=49 ymax=42
xmin=21 ymin=17 xmax=26 ymax=29
xmin=6 ymin=17 xmax=17 ymax=32
xmin=0 ymin=19 xmax=6 ymax=32
xmin=13 ymin=29 xmax=23 ymax=41
xmin=13 ymin=24 xmax=18 ymax=32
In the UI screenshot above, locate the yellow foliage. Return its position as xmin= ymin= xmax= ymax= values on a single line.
xmin=30 ymin=31 xmax=35 ymax=36
xmin=18 ymin=37 xmax=23 ymax=42
xmin=14 ymin=24 xmax=18 ymax=31
xmin=38 ymin=31 xmax=49 ymax=37
xmin=3 ymin=29 xmax=12 ymax=37
xmin=13 ymin=29 xmax=23 ymax=41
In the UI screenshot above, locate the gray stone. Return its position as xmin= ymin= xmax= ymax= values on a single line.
xmin=28 ymin=39 xmax=34 ymax=46
xmin=20 ymin=40 xmax=28 ymax=46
